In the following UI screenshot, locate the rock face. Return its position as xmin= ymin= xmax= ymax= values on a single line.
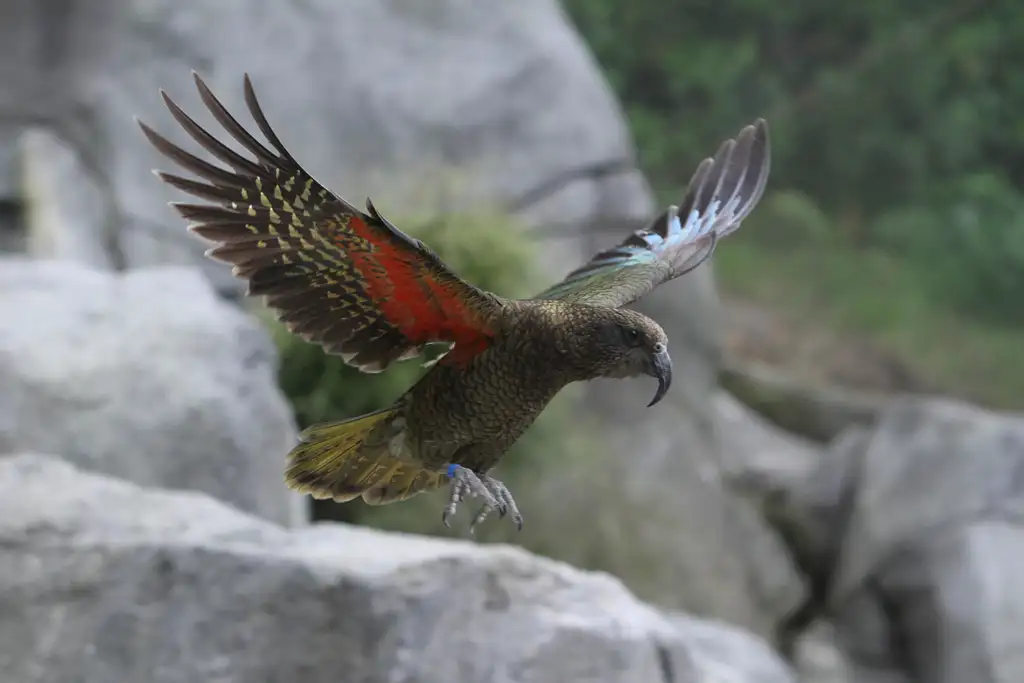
xmin=768 ymin=397 xmax=1024 ymax=683
xmin=719 ymin=357 xmax=892 ymax=444
xmin=0 ymin=0 xmax=653 ymax=288
xmin=0 ymin=0 xmax=787 ymax=638
xmin=0 ymin=453 xmax=798 ymax=683
xmin=0 ymin=258 xmax=304 ymax=527
xmin=715 ymin=390 xmax=856 ymax=682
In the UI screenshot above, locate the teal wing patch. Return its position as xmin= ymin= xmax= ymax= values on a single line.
xmin=534 ymin=119 xmax=771 ymax=308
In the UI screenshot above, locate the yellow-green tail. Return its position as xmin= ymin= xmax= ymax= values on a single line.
xmin=284 ymin=407 xmax=444 ymax=505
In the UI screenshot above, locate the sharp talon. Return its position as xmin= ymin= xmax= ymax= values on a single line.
xmin=443 ymin=464 xmax=501 ymax=530
xmin=440 ymin=466 xmax=522 ymax=532
xmin=475 ymin=473 xmax=522 ymax=531
xmin=469 ymin=504 xmax=491 ymax=533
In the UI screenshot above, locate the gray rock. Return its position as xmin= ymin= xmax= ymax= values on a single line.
xmin=709 ymin=391 xmax=812 ymax=631
xmin=791 ymin=623 xmax=853 ymax=683
xmin=0 ymin=125 xmax=19 ymax=201
xmin=0 ymin=453 xmax=798 ymax=683
xmin=715 ymin=392 xmax=855 ymax=682
xmin=778 ymin=397 xmax=1024 ymax=683
xmin=0 ymin=259 xmax=304 ymax=527
xmin=0 ymin=0 xmax=650 ymax=291
xmin=0 ymin=0 xmax=129 ymax=256
xmin=21 ymin=129 xmax=117 ymax=268
xmin=0 ymin=123 xmax=25 ymax=252
xmin=667 ymin=612 xmax=797 ymax=682
xmin=716 ymin=390 xmax=821 ymax=497
xmin=719 ymin=357 xmax=889 ymax=444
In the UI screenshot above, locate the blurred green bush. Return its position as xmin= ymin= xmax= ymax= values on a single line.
xmin=740 ymin=189 xmax=834 ymax=248
xmin=563 ymin=0 xmax=1024 ymax=329
xmin=873 ymin=173 xmax=1024 ymax=325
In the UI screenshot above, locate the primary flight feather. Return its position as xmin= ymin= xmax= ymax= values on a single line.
xmin=138 ymin=72 xmax=771 ymax=531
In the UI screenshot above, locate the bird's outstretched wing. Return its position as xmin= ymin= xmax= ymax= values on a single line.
xmin=534 ymin=119 xmax=770 ymax=307
xmin=139 ymin=72 xmax=502 ymax=372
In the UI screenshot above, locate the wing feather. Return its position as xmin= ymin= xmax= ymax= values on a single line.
xmin=139 ymin=71 xmax=501 ymax=372
xmin=535 ymin=119 xmax=771 ymax=307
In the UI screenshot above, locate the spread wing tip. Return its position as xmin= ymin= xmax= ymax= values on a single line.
xmin=133 ymin=71 xmax=525 ymax=372
xmin=532 ymin=118 xmax=772 ymax=304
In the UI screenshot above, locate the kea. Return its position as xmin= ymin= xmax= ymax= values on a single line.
xmin=137 ymin=72 xmax=771 ymax=532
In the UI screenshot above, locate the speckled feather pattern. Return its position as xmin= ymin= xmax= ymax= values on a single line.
xmin=402 ymin=302 xmax=595 ymax=470
xmin=139 ymin=72 xmax=771 ymax=507
xmin=137 ymin=73 xmax=502 ymax=374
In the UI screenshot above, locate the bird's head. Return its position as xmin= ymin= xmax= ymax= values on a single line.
xmin=571 ymin=308 xmax=672 ymax=407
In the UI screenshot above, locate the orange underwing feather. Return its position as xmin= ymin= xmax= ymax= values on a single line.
xmin=138 ymin=72 xmax=501 ymax=372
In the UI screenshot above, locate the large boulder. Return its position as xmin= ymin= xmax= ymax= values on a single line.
xmin=763 ymin=397 xmax=1024 ymax=683
xmin=0 ymin=258 xmax=304 ymax=527
xmin=716 ymin=390 xmax=856 ymax=682
xmin=702 ymin=392 xmax=812 ymax=632
xmin=719 ymin=357 xmax=892 ymax=444
xmin=0 ymin=453 xmax=798 ymax=683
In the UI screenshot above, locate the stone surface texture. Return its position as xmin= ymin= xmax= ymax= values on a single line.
xmin=0 ymin=453 xmax=798 ymax=683
xmin=0 ymin=258 xmax=304 ymax=527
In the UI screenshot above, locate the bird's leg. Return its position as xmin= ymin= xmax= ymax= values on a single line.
xmin=469 ymin=474 xmax=523 ymax=533
xmin=442 ymin=464 xmax=499 ymax=528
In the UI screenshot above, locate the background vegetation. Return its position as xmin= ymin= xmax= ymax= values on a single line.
xmin=564 ymin=0 xmax=1024 ymax=408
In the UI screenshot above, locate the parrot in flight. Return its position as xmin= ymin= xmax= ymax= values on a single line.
xmin=137 ymin=72 xmax=770 ymax=532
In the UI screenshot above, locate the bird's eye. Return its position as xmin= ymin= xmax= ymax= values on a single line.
xmin=621 ymin=326 xmax=641 ymax=346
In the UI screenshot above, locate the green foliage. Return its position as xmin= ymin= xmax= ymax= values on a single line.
xmin=742 ymin=190 xmax=833 ymax=248
xmin=874 ymin=173 xmax=1024 ymax=325
xmin=564 ymin=0 xmax=1024 ymax=213
xmin=936 ymin=174 xmax=1024 ymax=324
xmin=563 ymin=0 xmax=1024 ymax=329
xmin=715 ymin=234 xmax=1024 ymax=409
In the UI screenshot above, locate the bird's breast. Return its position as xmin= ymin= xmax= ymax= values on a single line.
xmin=404 ymin=343 xmax=565 ymax=446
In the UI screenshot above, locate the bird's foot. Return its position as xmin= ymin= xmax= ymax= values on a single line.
xmin=442 ymin=464 xmax=498 ymax=529
xmin=470 ymin=475 xmax=523 ymax=533
xmin=442 ymin=465 xmax=523 ymax=533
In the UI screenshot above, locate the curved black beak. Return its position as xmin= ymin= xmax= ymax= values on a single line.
xmin=645 ymin=347 xmax=673 ymax=407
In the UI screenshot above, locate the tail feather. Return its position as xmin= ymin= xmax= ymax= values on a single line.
xmin=285 ymin=407 xmax=442 ymax=504
xmin=362 ymin=466 xmax=444 ymax=505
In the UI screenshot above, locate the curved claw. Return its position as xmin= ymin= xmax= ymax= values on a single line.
xmin=469 ymin=505 xmax=491 ymax=534
xmin=443 ymin=464 xmax=500 ymax=530
xmin=443 ymin=466 xmax=523 ymax=533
